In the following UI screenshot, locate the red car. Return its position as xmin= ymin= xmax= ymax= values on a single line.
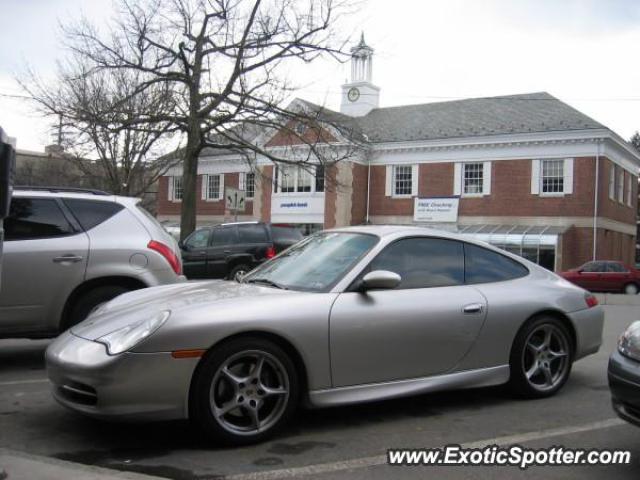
xmin=559 ymin=261 xmax=640 ymax=294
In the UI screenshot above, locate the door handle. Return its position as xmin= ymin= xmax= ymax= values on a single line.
xmin=223 ymin=250 xmax=232 ymax=254
xmin=53 ymin=255 xmax=83 ymax=263
xmin=463 ymin=303 xmax=484 ymax=314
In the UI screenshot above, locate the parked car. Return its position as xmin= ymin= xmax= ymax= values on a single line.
xmin=0 ymin=187 xmax=184 ymax=339
xmin=608 ymin=321 xmax=640 ymax=427
xmin=0 ymin=127 xmax=15 ymax=291
xmin=558 ymin=260 xmax=640 ymax=294
xmin=179 ymin=221 xmax=303 ymax=281
xmin=46 ymin=225 xmax=603 ymax=445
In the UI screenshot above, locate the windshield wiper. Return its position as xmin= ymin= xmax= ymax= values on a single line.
xmin=244 ymin=278 xmax=288 ymax=290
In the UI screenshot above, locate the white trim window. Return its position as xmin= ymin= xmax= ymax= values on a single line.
xmin=454 ymin=161 xmax=492 ymax=196
xmin=168 ymin=176 xmax=183 ymax=202
xmin=239 ymin=172 xmax=255 ymax=198
xmin=531 ymin=158 xmax=573 ymax=196
xmin=274 ymin=165 xmax=325 ymax=195
xmin=296 ymin=168 xmax=312 ymax=193
xmin=609 ymin=164 xmax=616 ymax=200
xmin=626 ymin=173 xmax=633 ymax=207
xmin=385 ymin=164 xmax=418 ymax=197
xmin=201 ymin=174 xmax=224 ymax=201
xmin=617 ymin=167 xmax=625 ymax=203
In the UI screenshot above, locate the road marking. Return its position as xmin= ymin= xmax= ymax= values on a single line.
xmin=0 ymin=378 xmax=49 ymax=386
xmin=224 ymin=418 xmax=626 ymax=480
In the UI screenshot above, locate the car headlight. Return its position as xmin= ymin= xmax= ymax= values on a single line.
xmin=618 ymin=321 xmax=640 ymax=362
xmin=96 ymin=310 xmax=170 ymax=355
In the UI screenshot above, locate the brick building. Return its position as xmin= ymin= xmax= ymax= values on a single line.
xmin=158 ymin=37 xmax=639 ymax=272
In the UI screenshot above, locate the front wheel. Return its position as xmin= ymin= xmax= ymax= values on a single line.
xmin=623 ymin=283 xmax=638 ymax=295
xmin=508 ymin=316 xmax=573 ymax=398
xmin=190 ymin=337 xmax=299 ymax=445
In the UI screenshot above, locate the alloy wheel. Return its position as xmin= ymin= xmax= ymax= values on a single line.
xmin=522 ymin=323 xmax=570 ymax=392
xmin=209 ymin=350 xmax=290 ymax=436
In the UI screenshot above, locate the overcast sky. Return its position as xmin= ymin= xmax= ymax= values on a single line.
xmin=2 ymin=0 xmax=640 ymax=151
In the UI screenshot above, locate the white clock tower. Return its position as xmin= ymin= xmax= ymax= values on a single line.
xmin=340 ymin=33 xmax=380 ymax=117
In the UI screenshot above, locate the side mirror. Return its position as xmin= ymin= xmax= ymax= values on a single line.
xmin=178 ymin=240 xmax=187 ymax=250
xmin=360 ymin=270 xmax=401 ymax=291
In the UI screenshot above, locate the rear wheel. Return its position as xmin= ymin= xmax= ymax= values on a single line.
xmin=508 ymin=316 xmax=573 ymax=398
xmin=190 ymin=337 xmax=299 ymax=445
xmin=65 ymin=285 xmax=131 ymax=330
xmin=228 ymin=264 xmax=251 ymax=282
xmin=623 ymin=283 xmax=638 ymax=295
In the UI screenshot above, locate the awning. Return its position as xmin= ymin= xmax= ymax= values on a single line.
xmin=419 ymin=223 xmax=568 ymax=250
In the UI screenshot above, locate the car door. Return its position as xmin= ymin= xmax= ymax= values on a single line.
xmin=604 ymin=262 xmax=631 ymax=292
xmin=181 ymin=228 xmax=211 ymax=279
xmin=573 ymin=261 xmax=604 ymax=291
xmin=329 ymin=237 xmax=487 ymax=387
xmin=206 ymin=225 xmax=238 ymax=278
xmin=0 ymin=197 xmax=89 ymax=333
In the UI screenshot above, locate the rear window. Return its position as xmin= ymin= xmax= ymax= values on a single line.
xmin=5 ymin=197 xmax=74 ymax=240
xmin=64 ymin=199 xmax=124 ymax=231
xmin=464 ymin=243 xmax=529 ymax=284
xmin=271 ymin=225 xmax=304 ymax=243
xmin=237 ymin=224 xmax=269 ymax=243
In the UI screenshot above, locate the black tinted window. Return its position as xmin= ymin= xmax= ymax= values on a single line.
xmin=607 ymin=262 xmax=628 ymax=273
xmin=5 ymin=198 xmax=73 ymax=240
xmin=464 ymin=243 xmax=529 ymax=284
xmin=271 ymin=225 xmax=303 ymax=243
xmin=185 ymin=228 xmax=210 ymax=248
xmin=582 ymin=262 xmax=605 ymax=273
xmin=211 ymin=226 xmax=237 ymax=246
xmin=369 ymin=237 xmax=464 ymax=289
xmin=63 ymin=199 xmax=123 ymax=231
xmin=237 ymin=224 xmax=268 ymax=243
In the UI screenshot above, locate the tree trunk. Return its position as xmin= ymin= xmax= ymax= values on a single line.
xmin=180 ymin=128 xmax=200 ymax=241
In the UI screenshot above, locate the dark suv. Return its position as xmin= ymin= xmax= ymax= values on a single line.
xmin=180 ymin=221 xmax=303 ymax=280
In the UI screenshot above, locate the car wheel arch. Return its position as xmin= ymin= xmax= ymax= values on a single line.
xmin=61 ymin=276 xmax=148 ymax=330
xmin=187 ymin=330 xmax=310 ymax=413
xmin=510 ymin=309 xmax=577 ymax=362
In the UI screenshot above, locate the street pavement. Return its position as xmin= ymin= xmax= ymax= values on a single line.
xmin=0 ymin=304 xmax=639 ymax=479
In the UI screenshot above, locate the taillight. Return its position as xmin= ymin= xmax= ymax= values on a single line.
xmin=265 ymin=245 xmax=276 ymax=259
xmin=148 ymin=240 xmax=182 ymax=275
xmin=585 ymin=293 xmax=598 ymax=308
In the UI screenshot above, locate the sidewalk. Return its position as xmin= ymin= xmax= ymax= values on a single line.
xmin=594 ymin=293 xmax=640 ymax=306
xmin=0 ymin=449 xmax=164 ymax=480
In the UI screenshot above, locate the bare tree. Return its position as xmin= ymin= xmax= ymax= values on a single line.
xmin=22 ymin=61 xmax=179 ymax=200
xmin=61 ymin=0 xmax=360 ymax=239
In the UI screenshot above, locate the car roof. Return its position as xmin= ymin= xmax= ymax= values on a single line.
xmin=328 ymin=224 xmax=465 ymax=239
xmin=13 ymin=189 xmax=140 ymax=206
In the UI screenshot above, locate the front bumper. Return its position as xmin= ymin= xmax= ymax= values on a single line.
xmin=45 ymin=330 xmax=199 ymax=421
xmin=608 ymin=349 xmax=640 ymax=427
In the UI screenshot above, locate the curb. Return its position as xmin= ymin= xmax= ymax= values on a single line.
xmin=594 ymin=293 xmax=640 ymax=306
xmin=0 ymin=448 xmax=165 ymax=480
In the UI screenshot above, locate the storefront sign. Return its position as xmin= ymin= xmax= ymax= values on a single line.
xmin=414 ymin=197 xmax=459 ymax=222
xmin=271 ymin=194 xmax=325 ymax=224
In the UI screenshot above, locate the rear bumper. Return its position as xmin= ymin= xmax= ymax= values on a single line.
xmin=45 ymin=330 xmax=198 ymax=421
xmin=608 ymin=350 xmax=640 ymax=427
xmin=568 ymin=306 xmax=604 ymax=360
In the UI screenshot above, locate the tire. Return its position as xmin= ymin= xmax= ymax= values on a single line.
xmin=508 ymin=315 xmax=573 ymax=398
xmin=623 ymin=283 xmax=638 ymax=295
xmin=65 ymin=285 xmax=131 ymax=329
xmin=190 ymin=337 xmax=300 ymax=445
xmin=228 ymin=264 xmax=252 ymax=282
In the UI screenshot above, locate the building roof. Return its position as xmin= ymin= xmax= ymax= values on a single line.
xmin=350 ymin=92 xmax=606 ymax=143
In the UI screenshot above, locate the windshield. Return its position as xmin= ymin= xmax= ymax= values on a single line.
xmin=242 ymin=232 xmax=379 ymax=292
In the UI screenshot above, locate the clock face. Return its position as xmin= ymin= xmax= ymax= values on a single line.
xmin=347 ymin=87 xmax=360 ymax=102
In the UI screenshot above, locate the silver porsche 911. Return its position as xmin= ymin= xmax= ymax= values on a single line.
xmin=46 ymin=226 xmax=604 ymax=444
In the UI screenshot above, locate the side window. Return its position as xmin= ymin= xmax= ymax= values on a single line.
xmin=368 ymin=237 xmax=464 ymax=289
xmin=237 ymin=224 xmax=269 ymax=243
xmin=582 ymin=262 xmax=604 ymax=273
xmin=464 ymin=243 xmax=529 ymax=284
xmin=63 ymin=199 xmax=124 ymax=231
xmin=607 ymin=262 xmax=628 ymax=273
xmin=184 ymin=228 xmax=210 ymax=249
xmin=4 ymin=198 xmax=74 ymax=240
xmin=211 ymin=226 xmax=237 ymax=246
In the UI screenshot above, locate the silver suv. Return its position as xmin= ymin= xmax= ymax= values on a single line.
xmin=0 ymin=187 xmax=184 ymax=338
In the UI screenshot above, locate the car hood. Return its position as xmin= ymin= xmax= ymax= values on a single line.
xmin=71 ymin=280 xmax=289 ymax=340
